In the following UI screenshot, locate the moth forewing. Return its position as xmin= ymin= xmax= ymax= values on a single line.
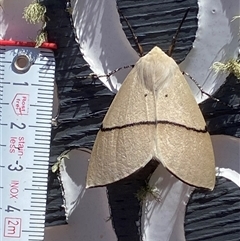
xmin=86 ymin=46 xmax=215 ymax=190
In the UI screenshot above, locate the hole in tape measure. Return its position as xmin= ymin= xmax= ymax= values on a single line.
xmin=13 ymin=54 xmax=31 ymax=73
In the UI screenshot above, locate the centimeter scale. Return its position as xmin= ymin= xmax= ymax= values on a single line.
xmin=0 ymin=40 xmax=56 ymax=241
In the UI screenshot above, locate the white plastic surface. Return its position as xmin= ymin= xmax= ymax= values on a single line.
xmin=71 ymin=0 xmax=139 ymax=93
xmin=71 ymin=0 xmax=239 ymax=103
xmin=180 ymin=0 xmax=240 ymax=103
xmin=212 ymin=135 xmax=240 ymax=187
xmin=141 ymin=134 xmax=240 ymax=241
xmin=0 ymin=0 xmax=42 ymax=41
xmin=44 ymin=149 xmax=117 ymax=241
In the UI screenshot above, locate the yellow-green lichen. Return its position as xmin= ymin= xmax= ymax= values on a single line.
xmin=136 ymin=183 xmax=161 ymax=202
xmin=212 ymin=59 xmax=240 ymax=79
xmin=35 ymin=30 xmax=47 ymax=47
xmin=52 ymin=150 xmax=71 ymax=173
xmin=23 ymin=1 xmax=47 ymax=47
xmin=23 ymin=1 xmax=46 ymax=24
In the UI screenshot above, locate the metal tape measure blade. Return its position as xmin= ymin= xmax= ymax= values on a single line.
xmin=0 ymin=46 xmax=55 ymax=241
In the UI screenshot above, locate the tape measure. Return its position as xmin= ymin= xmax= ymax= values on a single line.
xmin=0 ymin=41 xmax=56 ymax=241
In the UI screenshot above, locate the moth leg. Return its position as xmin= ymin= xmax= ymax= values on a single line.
xmin=183 ymin=71 xmax=233 ymax=108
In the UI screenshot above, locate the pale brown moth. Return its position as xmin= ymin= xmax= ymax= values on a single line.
xmin=86 ymin=46 xmax=215 ymax=190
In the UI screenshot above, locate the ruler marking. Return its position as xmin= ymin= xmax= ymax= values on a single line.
xmin=34 ymin=159 xmax=49 ymax=162
xmin=12 ymin=82 xmax=28 ymax=86
xmin=22 ymin=229 xmax=44 ymax=233
xmin=32 ymin=180 xmax=48 ymax=184
xmin=37 ymin=92 xmax=53 ymax=96
xmin=29 ymin=125 xmax=51 ymax=129
xmin=30 ymin=104 xmax=52 ymax=108
xmin=31 ymin=201 xmax=47 ymax=204
xmin=25 ymin=188 xmax=47 ymax=192
xmin=1 ymin=47 xmax=54 ymax=241
xmin=39 ymin=80 xmax=55 ymax=83
xmin=38 ymin=88 xmax=54 ymax=91
xmin=26 ymin=167 xmax=47 ymax=171
xmin=36 ymin=121 xmax=51 ymax=125
xmin=31 ymin=83 xmax=54 ymax=87
xmin=28 ymin=146 xmax=50 ymax=150
xmin=33 ymin=156 xmax=49 ymax=159
xmin=34 ymin=150 xmax=50 ymax=154
xmin=33 ymin=159 xmax=49 ymax=162
xmin=35 ymin=132 xmax=51 ymax=136
xmin=29 ymin=225 xmax=45 ymax=228
xmin=35 ymin=134 xmax=51 ymax=138
xmin=31 ymin=197 xmax=47 ymax=200
xmin=33 ymin=164 xmax=49 ymax=167
xmin=30 ymin=204 xmax=47 ymax=208
xmin=38 ymin=72 xmax=55 ymax=76
xmin=36 ymin=109 xmax=52 ymax=112
xmin=35 ymin=130 xmax=52 ymax=134
xmin=33 ymin=162 xmax=49 ymax=165
xmin=37 ymin=100 xmax=53 ymax=104
xmin=37 ymin=95 xmax=53 ymax=99
xmin=34 ymin=142 xmax=50 ymax=145
xmin=33 ymin=151 xmax=49 ymax=154
xmin=33 ymin=172 xmax=49 ymax=175
xmin=38 ymin=75 xmax=55 ymax=78
xmin=23 ymin=209 xmax=45 ymax=212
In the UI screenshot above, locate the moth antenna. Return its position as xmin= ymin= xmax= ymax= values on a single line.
xmin=183 ymin=71 xmax=234 ymax=108
xmin=167 ymin=8 xmax=190 ymax=57
xmin=118 ymin=8 xmax=144 ymax=57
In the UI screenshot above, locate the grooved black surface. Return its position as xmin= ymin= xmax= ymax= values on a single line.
xmin=41 ymin=1 xmax=240 ymax=241
xmin=43 ymin=0 xmax=114 ymax=226
xmin=200 ymin=74 xmax=240 ymax=138
xmin=185 ymin=177 xmax=240 ymax=241
xmin=107 ymin=160 xmax=159 ymax=241
xmin=117 ymin=0 xmax=198 ymax=62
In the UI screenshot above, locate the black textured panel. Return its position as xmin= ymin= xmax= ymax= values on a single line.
xmin=41 ymin=2 xmax=240 ymax=241
xmin=107 ymin=160 xmax=159 ymax=241
xmin=185 ymin=177 xmax=240 ymax=241
xmin=200 ymin=74 xmax=240 ymax=138
xmin=42 ymin=0 xmax=114 ymax=226
xmin=117 ymin=0 xmax=198 ymax=63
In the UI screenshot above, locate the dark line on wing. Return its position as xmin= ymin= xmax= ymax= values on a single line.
xmin=101 ymin=120 xmax=207 ymax=133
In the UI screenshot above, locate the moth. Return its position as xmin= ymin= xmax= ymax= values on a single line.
xmin=86 ymin=46 xmax=215 ymax=190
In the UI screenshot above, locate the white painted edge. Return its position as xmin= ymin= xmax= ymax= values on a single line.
xmin=71 ymin=0 xmax=239 ymax=103
xmin=141 ymin=166 xmax=193 ymax=241
xmin=180 ymin=0 xmax=240 ymax=103
xmin=141 ymin=134 xmax=240 ymax=241
xmin=44 ymin=148 xmax=117 ymax=241
xmin=212 ymin=134 xmax=240 ymax=187
xmin=71 ymin=0 xmax=139 ymax=93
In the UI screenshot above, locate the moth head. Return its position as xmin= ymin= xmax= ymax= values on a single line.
xmin=135 ymin=46 xmax=179 ymax=94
